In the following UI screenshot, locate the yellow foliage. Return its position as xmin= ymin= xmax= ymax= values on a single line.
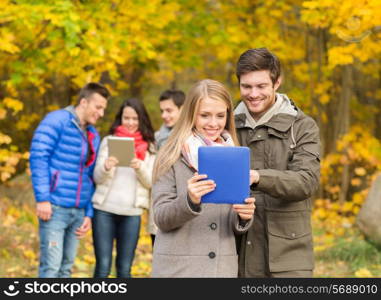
xmin=1 ymin=249 xmax=11 ymax=259
xmin=312 ymin=188 xmax=367 ymax=245
xmin=23 ymin=250 xmax=37 ymax=261
xmin=352 ymin=192 xmax=365 ymax=205
xmin=6 ymin=266 xmax=21 ymax=274
xmin=315 ymin=208 xmax=327 ymax=219
xmin=350 ymin=178 xmax=361 ymax=187
xmin=0 ymin=31 xmax=20 ymax=54
xmin=7 ymin=206 xmax=21 ymax=218
xmin=83 ymin=254 xmax=95 ymax=265
xmin=335 ymin=227 xmax=345 ymax=237
xmin=15 ymin=113 xmax=40 ymax=131
xmin=46 ymin=105 xmax=60 ymax=112
xmin=341 ymin=202 xmax=353 ymax=213
xmin=328 ymin=47 xmax=354 ymax=66
xmin=320 ymin=125 xmax=381 ymax=220
xmin=1 ymin=172 xmax=12 ymax=182
xmin=3 ymin=214 xmax=16 ymax=227
xmin=0 ymin=133 xmax=12 ymax=145
xmin=2 ymin=97 xmax=23 ymax=114
xmin=0 ymin=108 xmax=6 ymax=119
xmin=319 ymin=94 xmax=330 ymax=105
xmin=354 ymin=167 xmax=366 ymax=176
xmin=355 ymin=268 xmax=373 ymax=278
xmin=314 ymin=245 xmax=330 ymax=252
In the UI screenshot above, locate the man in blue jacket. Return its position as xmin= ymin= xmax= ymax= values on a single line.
xmin=30 ymin=82 xmax=110 ymax=277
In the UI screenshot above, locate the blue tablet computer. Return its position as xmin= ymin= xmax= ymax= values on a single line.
xmin=198 ymin=146 xmax=250 ymax=204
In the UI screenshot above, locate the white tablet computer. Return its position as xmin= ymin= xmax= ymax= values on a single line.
xmin=107 ymin=136 xmax=135 ymax=167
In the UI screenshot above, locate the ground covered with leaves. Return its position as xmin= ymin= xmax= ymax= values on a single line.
xmin=1 ymin=174 xmax=381 ymax=278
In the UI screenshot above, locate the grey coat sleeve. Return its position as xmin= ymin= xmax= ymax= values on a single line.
xmin=256 ymin=117 xmax=320 ymax=201
xmin=230 ymin=210 xmax=253 ymax=235
xmin=152 ymin=166 xmax=202 ymax=232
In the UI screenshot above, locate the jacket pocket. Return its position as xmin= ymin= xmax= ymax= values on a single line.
xmin=265 ymin=195 xmax=310 ymax=211
xmin=266 ymin=210 xmax=314 ymax=272
xmin=50 ymin=171 xmax=60 ymax=192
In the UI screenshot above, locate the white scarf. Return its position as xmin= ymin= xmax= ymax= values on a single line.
xmin=182 ymin=130 xmax=235 ymax=170
xmin=235 ymin=93 xmax=297 ymax=129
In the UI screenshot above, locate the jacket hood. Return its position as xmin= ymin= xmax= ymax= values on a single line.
xmin=64 ymin=105 xmax=79 ymax=121
xmin=234 ymin=93 xmax=300 ymax=131
xmin=64 ymin=105 xmax=96 ymax=135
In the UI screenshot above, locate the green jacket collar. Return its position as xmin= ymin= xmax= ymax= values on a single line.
xmin=235 ymin=101 xmax=305 ymax=133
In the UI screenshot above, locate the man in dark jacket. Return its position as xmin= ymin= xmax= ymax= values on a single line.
xmin=234 ymin=48 xmax=320 ymax=277
xmin=30 ymin=82 xmax=110 ymax=277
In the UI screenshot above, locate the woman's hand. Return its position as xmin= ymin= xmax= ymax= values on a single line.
xmin=104 ymin=156 xmax=119 ymax=171
xmin=232 ymin=197 xmax=255 ymax=220
xmin=130 ymin=158 xmax=142 ymax=169
xmin=187 ymin=172 xmax=216 ymax=205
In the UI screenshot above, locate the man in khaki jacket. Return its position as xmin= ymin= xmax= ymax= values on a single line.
xmin=234 ymin=48 xmax=320 ymax=277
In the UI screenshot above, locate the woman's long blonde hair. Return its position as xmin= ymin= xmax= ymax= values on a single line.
xmin=152 ymin=79 xmax=239 ymax=183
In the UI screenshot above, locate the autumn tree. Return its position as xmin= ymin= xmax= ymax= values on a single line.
xmin=1 ymin=0 xmax=380 ymax=210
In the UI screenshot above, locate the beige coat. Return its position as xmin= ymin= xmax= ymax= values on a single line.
xmin=151 ymin=158 xmax=253 ymax=278
xmin=92 ymin=136 xmax=155 ymax=214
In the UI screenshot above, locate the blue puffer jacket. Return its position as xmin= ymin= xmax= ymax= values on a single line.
xmin=29 ymin=107 xmax=100 ymax=217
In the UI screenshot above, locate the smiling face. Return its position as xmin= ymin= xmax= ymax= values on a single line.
xmin=239 ymin=70 xmax=281 ymax=121
xmin=159 ymin=99 xmax=181 ymax=128
xmin=194 ymin=97 xmax=228 ymax=142
xmin=81 ymin=93 xmax=108 ymax=125
xmin=121 ymin=106 xmax=139 ymax=133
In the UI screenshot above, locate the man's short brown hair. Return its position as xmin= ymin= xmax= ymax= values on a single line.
xmin=159 ymin=89 xmax=186 ymax=108
xmin=236 ymin=48 xmax=281 ymax=85
xmin=76 ymin=82 xmax=110 ymax=105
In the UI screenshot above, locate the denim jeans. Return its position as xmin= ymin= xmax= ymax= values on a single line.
xmin=92 ymin=209 xmax=141 ymax=278
xmin=38 ymin=205 xmax=85 ymax=278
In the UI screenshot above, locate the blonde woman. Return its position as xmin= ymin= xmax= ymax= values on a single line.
xmin=151 ymin=79 xmax=255 ymax=278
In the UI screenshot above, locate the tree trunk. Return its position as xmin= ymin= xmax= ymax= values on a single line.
xmin=129 ymin=66 xmax=144 ymax=98
xmin=375 ymin=67 xmax=381 ymax=141
xmin=337 ymin=65 xmax=353 ymax=203
xmin=306 ymin=27 xmax=328 ymax=199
